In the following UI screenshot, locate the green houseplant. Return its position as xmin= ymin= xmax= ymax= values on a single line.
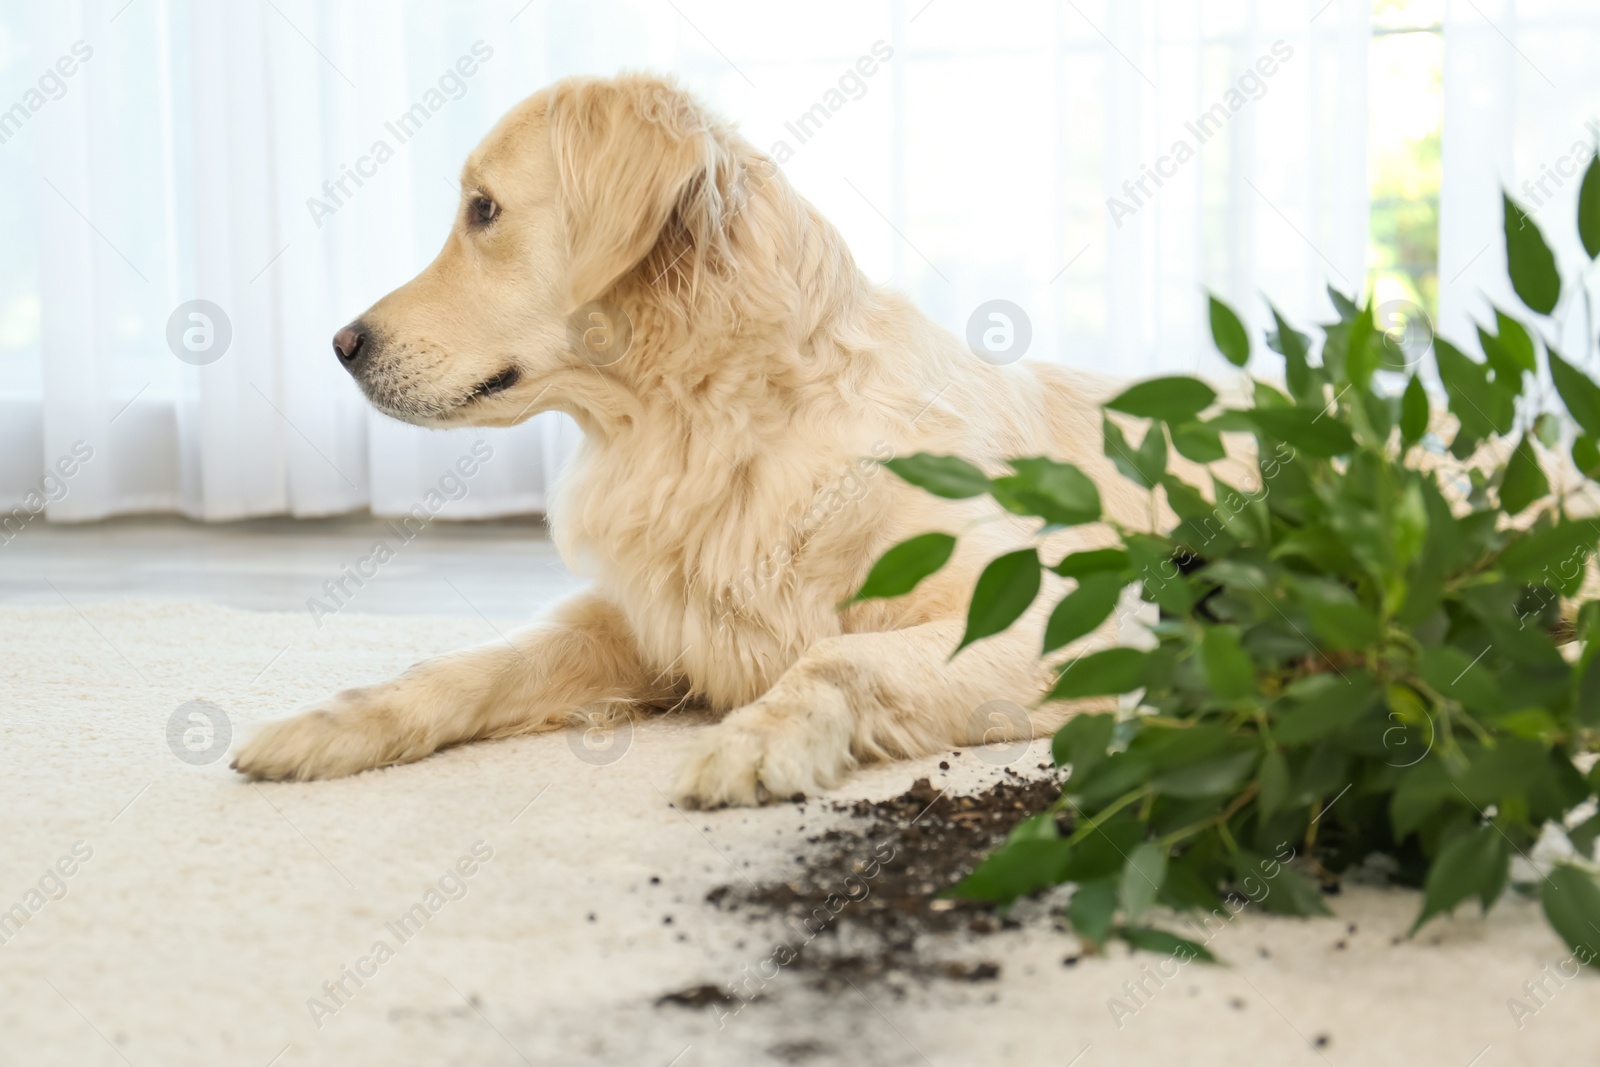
xmin=851 ymin=161 xmax=1600 ymax=962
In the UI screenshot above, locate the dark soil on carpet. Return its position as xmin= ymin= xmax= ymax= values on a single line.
xmin=659 ymin=766 xmax=1067 ymax=1007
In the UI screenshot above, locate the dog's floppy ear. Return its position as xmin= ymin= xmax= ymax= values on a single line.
xmin=549 ymin=75 xmax=741 ymax=309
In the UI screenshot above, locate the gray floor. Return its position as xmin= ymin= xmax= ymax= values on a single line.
xmin=1 ymin=513 xmax=587 ymax=626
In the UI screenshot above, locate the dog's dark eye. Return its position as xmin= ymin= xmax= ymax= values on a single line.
xmin=469 ymin=195 xmax=499 ymax=226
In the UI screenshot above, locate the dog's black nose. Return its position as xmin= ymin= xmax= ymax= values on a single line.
xmin=332 ymin=323 xmax=367 ymax=368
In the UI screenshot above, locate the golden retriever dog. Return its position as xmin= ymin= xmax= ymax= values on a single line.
xmin=230 ymin=73 xmax=1149 ymax=806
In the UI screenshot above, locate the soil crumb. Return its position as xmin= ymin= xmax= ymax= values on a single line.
xmin=655 ymin=983 xmax=743 ymax=1008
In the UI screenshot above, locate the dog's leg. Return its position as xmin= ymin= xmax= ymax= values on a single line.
xmin=232 ymin=593 xmax=662 ymax=781
xmin=672 ymin=619 xmax=1062 ymax=808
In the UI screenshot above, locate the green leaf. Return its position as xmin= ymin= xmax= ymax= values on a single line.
xmin=1200 ymin=626 xmax=1255 ymax=701
xmin=1243 ymin=407 xmax=1357 ymax=457
xmin=949 ymin=838 xmax=1072 ymax=904
xmin=1493 ymin=309 xmax=1538 ymax=375
xmin=1209 ymin=473 xmax=1270 ymax=546
xmin=1060 ymin=815 xmax=1146 ymax=879
xmin=1104 ymin=416 xmax=1163 ymax=489
xmin=1118 ymin=926 xmax=1217 ymax=963
xmin=1436 ymin=339 xmax=1515 ymax=438
xmin=1048 ymin=647 xmax=1150 ymax=701
xmin=1394 ymin=479 xmax=1429 ymax=569
xmin=1043 ymin=573 xmax=1126 ymax=655
xmin=1270 ymin=303 xmax=1315 ymax=401
xmin=1274 ymin=671 xmax=1380 ymax=744
xmin=958 ymin=548 xmax=1041 ymax=653
xmin=1418 ymin=645 xmax=1506 ymax=717
xmin=1548 ymin=346 xmax=1600 ymax=439
xmin=1126 ymin=533 xmax=1199 ymax=615
xmin=1295 ymin=576 xmax=1383 ymax=649
xmin=1152 ymin=749 xmax=1257 ymax=799
xmin=991 ymin=457 xmax=1103 ymax=526
xmin=1161 ymin=474 xmax=1213 ymax=523
xmin=1306 ymin=597 xmax=1382 ymax=650
xmin=1006 ymin=811 xmax=1061 ymax=844
xmin=1262 ymin=866 xmax=1333 ymax=917
xmin=1067 ymin=879 xmax=1118 ymax=945
xmin=1160 ymin=860 xmax=1226 ymax=913
xmin=850 ymin=532 xmax=956 ymax=602
xmin=1458 ymin=738 xmax=1555 ymax=810
xmin=1569 ymin=812 xmax=1600 ymax=858
xmin=1504 ymin=193 xmax=1561 ymax=315
xmin=1534 ymin=412 xmax=1562 ymax=449
xmin=1170 ymin=420 xmax=1227 ymax=463
xmin=1136 ymin=421 xmax=1168 ymax=484
xmin=884 ymin=454 xmax=989 ymax=499
xmin=1258 ymin=748 xmax=1290 ymax=819
xmin=1121 ymin=842 xmax=1168 ymax=924
xmin=1540 ymin=865 xmax=1600 ymax=961
xmin=1499 ymin=434 xmax=1549 ymax=516
xmin=1052 ymin=548 xmax=1130 ymax=579
xmin=1053 ymin=712 xmax=1116 ymax=776
xmin=1328 ymin=285 xmax=1360 ymax=321
xmin=1497 ymin=521 xmax=1593 ymax=590
xmin=1412 ymin=825 xmax=1510 ymax=932
xmin=1273 ymin=524 xmax=1358 ymax=574
xmin=1207 ymin=410 xmax=1256 ymax=433
xmin=1208 ymin=295 xmax=1251 ymax=367
xmin=1478 ymin=327 xmax=1526 ymax=393
xmin=1576 ymin=655 xmax=1600 ymax=728
xmin=1580 ymin=152 xmax=1600 ymax=258
xmin=1237 ymin=852 xmax=1332 ymax=917
xmin=1106 ymin=377 xmax=1218 ymax=422
xmin=1400 ymin=374 xmax=1429 ymax=447
xmin=1345 ymin=299 xmax=1378 ymax=389
xmin=1577 ymin=434 xmax=1600 ymax=479
xmin=1391 ymin=760 xmax=1453 ymax=840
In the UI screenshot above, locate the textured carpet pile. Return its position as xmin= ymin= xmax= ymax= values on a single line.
xmin=2 ymin=600 xmax=1596 ymax=1065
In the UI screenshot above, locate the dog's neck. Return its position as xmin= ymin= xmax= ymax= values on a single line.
xmin=546 ymin=153 xmax=985 ymax=596
xmin=561 ymin=168 xmax=886 ymax=453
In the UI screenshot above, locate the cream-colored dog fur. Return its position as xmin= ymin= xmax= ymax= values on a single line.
xmin=230 ymin=73 xmax=1151 ymax=807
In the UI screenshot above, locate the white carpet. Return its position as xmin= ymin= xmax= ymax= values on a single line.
xmin=2 ymin=599 xmax=1597 ymax=1066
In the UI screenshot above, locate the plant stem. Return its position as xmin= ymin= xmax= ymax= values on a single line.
xmin=1305 ymin=797 xmax=1324 ymax=855
xmin=1056 ymin=785 xmax=1152 ymax=843
xmin=1158 ymin=783 xmax=1259 ymax=850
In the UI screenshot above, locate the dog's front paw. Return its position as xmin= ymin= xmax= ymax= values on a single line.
xmin=671 ymin=704 xmax=854 ymax=809
xmin=230 ymin=689 xmax=401 ymax=781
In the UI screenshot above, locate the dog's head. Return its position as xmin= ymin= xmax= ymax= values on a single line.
xmin=333 ymin=74 xmax=748 ymax=427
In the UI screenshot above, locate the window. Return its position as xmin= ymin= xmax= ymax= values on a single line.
xmin=1369 ymin=0 xmax=1445 ymax=319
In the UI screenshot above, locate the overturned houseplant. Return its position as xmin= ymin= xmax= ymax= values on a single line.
xmin=850 ymin=162 xmax=1600 ymax=962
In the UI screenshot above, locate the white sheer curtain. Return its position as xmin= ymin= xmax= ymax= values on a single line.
xmin=1438 ymin=0 xmax=1600 ymax=363
xmin=0 ymin=0 xmax=1372 ymax=525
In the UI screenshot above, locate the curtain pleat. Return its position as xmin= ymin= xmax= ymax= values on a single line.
xmin=2 ymin=0 xmax=1375 ymax=524
xmin=1439 ymin=0 xmax=1600 ymax=366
